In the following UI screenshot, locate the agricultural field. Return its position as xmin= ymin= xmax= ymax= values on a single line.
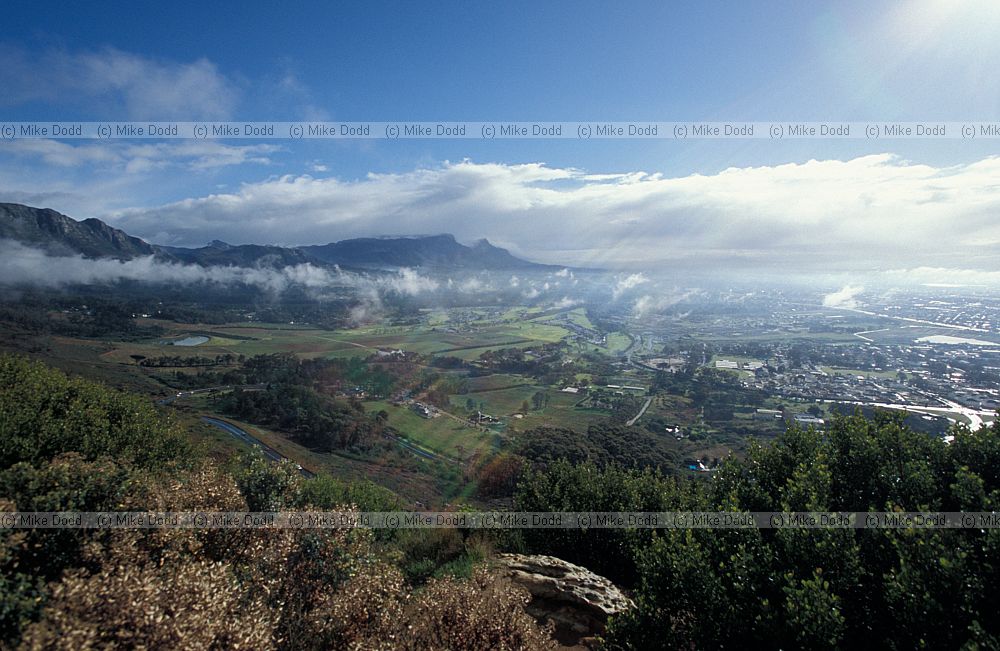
xmin=365 ymin=399 xmax=499 ymax=461
xmin=603 ymin=332 xmax=633 ymax=354
xmin=564 ymin=307 xmax=596 ymax=330
xmin=55 ymin=314 xmax=573 ymax=372
xmin=450 ymin=384 xmax=610 ymax=433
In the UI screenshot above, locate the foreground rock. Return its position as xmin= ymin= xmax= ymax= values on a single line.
xmin=495 ymin=554 xmax=634 ymax=647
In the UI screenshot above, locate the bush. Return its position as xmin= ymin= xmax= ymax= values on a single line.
xmin=0 ymin=355 xmax=187 ymax=469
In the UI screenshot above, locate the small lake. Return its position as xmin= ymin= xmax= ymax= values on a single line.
xmin=170 ymin=335 xmax=210 ymax=347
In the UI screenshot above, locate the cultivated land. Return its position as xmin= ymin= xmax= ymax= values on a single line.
xmin=6 ymin=285 xmax=997 ymax=507
xmin=0 ymin=307 xmax=629 ymax=503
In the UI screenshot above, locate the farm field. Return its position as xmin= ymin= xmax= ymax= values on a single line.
xmin=365 ymin=399 xmax=499 ymax=461
xmin=450 ymin=384 xmax=609 ymax=432
xmin=603 ymin=332 xmax=632 ymax=354
xmin=51 ymin=314 xmax=572 ymax=373
xmin=564 ymin=307 xmax=596 ymax=330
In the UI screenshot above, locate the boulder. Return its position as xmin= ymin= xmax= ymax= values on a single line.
xmin=495 ymin=554 xmax=633 ymax=646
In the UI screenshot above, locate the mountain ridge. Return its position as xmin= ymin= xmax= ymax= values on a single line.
xmin=0 ymin=203 xmax=555 ymax=271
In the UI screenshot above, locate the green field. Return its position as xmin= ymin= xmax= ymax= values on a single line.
xmin=603 ymin=332 xmax=632 ymax=354
xmin=93 ymin=315 xmax=571 ymax=368
xmin=565 ymin=307 xmax=596 ymax=330
xmin=451 ymin=384 xmax=608 ymax=432
xmin=366 ymin=400 xmax=498 ymax=460
xmin=465 ymin=373 xmax=533 ymax=392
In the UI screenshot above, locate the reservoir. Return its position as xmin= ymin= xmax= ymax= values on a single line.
xmin=169 ymin=335 xmax=210 ymax=347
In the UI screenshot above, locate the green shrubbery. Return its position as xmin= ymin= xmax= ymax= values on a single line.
xmin=517 ymin=412 xmax=1000 ymax=650
xmin=6 ymin=353 xmax=1000 ymax=649
xmin=0 ymin=355 xmax=554 ymax=649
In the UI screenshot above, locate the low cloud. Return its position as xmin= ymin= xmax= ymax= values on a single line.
xmin=631 ymin=289 xmax=699 ymax=318
xmin=552 ymin=296 xmax=579 ymax=309
xmin=0 ymin=240 xmax=440 ymax=301
xmin=612 ymin=272 xmax=650 ymax=300
xmin=380 ymin=268 xmax=440 ymax=295
xmin=822 ymin=284 xmax=865 ymax=309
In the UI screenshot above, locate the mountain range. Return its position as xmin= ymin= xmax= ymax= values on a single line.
xmin=0 ymin=203 xmax=551 ymax=271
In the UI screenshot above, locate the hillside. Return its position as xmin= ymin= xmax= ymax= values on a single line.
xmin=0 ymin=203 xmax=158 ymax=260
xmin=159 ymin=240 xmax=316 ymax=268
xmin=302 ymin=234 xmax=549 ymax=270
xmin=0 ymin=204 xmax=553 ymax=271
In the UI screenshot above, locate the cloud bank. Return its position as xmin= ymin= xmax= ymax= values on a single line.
xmin=0 ymin=240 xmax=439 ymax=299
xmin=90 ymin=155 xmax=1000 ymax=271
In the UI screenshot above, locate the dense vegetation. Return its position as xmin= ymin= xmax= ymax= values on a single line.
xmin=0 ymin=356 xmax=553 ymax=649
xmin=215 ymin=384 xmax=386 ymax=452
xmin=516 ymin=424 xmax=678 ymax=472
xmin=5 ymin=353 xmax=1000 ymax=649
xmin=517 ymin=412 xmax=1000 ymax=649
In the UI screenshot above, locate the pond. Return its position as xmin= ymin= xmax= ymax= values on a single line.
xmin=169 ymin=335 xmax=210 ymax=347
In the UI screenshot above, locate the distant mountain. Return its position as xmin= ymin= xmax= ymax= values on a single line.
xmin=0 ymin=203 xmax=158 ymax=260
xmin=0 ymin=204 xmax=553 ymax=271
xmin=302 ymin=234 xmax=546 ymax=270
xmin=159 ymin=240 xmax=315 ymax=268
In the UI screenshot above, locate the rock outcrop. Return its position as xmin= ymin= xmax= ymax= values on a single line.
xmin=496 ymin=554 xmax=633 ymax=647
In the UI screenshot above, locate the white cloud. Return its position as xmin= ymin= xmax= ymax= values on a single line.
xmin=552 ymin=297 xmax=579 ymax=309
xmin=631 ymin=289 xmax=699 ymax=318
xmin=0 ymin=240 xmax=441 ymax=302
xmin=381 ymin=268 xmax=440 ymax=295
xmin=612 ymin=272 xmax=650 ymax=300
xmin=0 ymin=46 xmax=239 ymax=119
xmin=822 ymin=285 xmax=865 ymax=309
xmin=0 ymin=140 xmax=279 ymax=172
xmin=457 ymin=277 xmax=487 ymax=293
xmin=94 ymin=155 xmax=1000 ymax=270
xmin=0 ymin=239 xmax=326 ymax=292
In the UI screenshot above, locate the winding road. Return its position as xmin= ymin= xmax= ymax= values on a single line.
xmin=200 ymin=416 xmax=315 ymax=478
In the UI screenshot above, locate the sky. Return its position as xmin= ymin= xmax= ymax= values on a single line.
xmin=1 ymin=1 xmax=999 ymax=276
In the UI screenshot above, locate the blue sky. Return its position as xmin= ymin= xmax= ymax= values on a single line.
xmin=1 ymin=1 xmax=999 ymax=274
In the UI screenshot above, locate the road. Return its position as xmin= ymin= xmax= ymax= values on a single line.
xmin=200 ymin=416 xmax=315 ymax=478
xmin=626 ymin=397 xmax=653 ymax=426
xmin=167 ymin=386 xmax=456 ymax=467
